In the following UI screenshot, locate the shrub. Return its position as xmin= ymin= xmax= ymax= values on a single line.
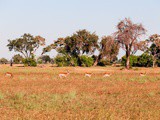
xmin=54 ymin=55 xmax=70 ymax=67
xmin=54 ymin=54 xmax=94 ymax=67
xmin=121 ymin=55 xmax=138 ymax=67
xmin=79 ymin=55 xmax=94 ymax=67
xmin=37 ymin=59 xmax=43 ymax=64
xmin=12 ymin=54 xmax=23 ymax=64
xmin=54 ymin=54 xmax=78 ymax=67
xmin=22 ymin=58 xmax=37 ymax=67
xmin=38 ymin=55 xmax=51 ymax=64
xmin=70 ymin=57 xmax=78 ymax=66
xmin=97 ymin=59 xmax=111 ymax=66
xmin=137 ymin=53 xmax=153 ymax=67
xmin=0 ymin=58 xmax=8 ymax=64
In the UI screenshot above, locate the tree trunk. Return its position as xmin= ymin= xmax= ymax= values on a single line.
xmin=152 ymin=55 xmax=156 ymax=68
xmin=93 ymin=54 xmax=102 ymax=66
xmin=126 ymin=51 xmax=130 ymax=69
xmin=93 ymin=58 xmax=98 ymax=66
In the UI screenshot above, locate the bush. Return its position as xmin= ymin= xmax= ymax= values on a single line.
xmin=70 ymin=57 xmax=78 ymax=66
xmin=22 ymin=58 xmax=37 ymax=67
xmin=157 ymin=59 xmax=160 ymax=67
xmin=54 ymin=55 xmax=65 ymax=67
xmin=137 ymin=53 xmax=153 ymax=67
xmin=79 ymin=55 xmax=94 ymax=67
xmin=121 ymin=54 xmax=154 ymax=67
xmin=121 ymin=55 xmax=138 ymax=67
xmin=37 ymin=59 xmax=42 ymax=64
xmin=12 ymin=54 xmax=23 ymax=64
xmin=38 ymin=55 xmax=51 ymax=64
xmin=0 ymin=58 xmax=8 ymax=64
xmin=54 ymin=55 xmax=70 ymax=67
xmin=54 ymin=54 xmax=79 ymax=67
xmin=97 ymin=59 xmax=111 ymax=66
xmin=54 ymin=55 xmax=94 ymax=67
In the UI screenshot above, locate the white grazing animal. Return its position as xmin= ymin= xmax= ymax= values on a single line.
xmin=59 ymin=70 xmax=70 ymax=78
xmin=5 ymin=72 xmax=13 ymax=78
xmin=85 ymin=73 xmax=92 ymax=78
xmin=139 ymin=72 xmax=146 ymax=77
xmin=103 ymin=73 xmax=111 ymax=77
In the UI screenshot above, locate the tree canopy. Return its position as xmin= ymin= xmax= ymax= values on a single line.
xmin=100 ymin=36 xmax=119 ymax=62
xmin=146 ymin=34 xmax=160 ymax=67
xmin=7 ymin=33 xmax=45 ymax=59
xmin=43 ymin=29 xmax=99 ymax=57
xmin=114 ymin=18 xmax=146 ymax=69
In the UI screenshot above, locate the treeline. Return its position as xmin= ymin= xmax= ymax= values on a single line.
xmin=4 ymin=18 xmax=160 ymax=69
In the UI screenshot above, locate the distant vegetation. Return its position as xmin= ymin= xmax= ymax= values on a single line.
xmin=5 ymin=18 xmax=160 ymax=68
xmin=0 ymin=58 xmax=8 ymax=64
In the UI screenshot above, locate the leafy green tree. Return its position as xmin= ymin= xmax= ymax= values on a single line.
xmin=38 ymin=55 xmax=51 ymax=64
xmin=43 ymin=29 xmax=99 ymax=57
xmin=114 ymin=18 xmax=146 ymax=69
xmin=146 ymin=34 xmax=160 ymax=67
xmin=7 ymin=33 xmax=45 ymax=66
xmin=0 ymin=58 xmax=8 ymax=64
xmin=137 ymin=53 xmax=153 ymax=67
xmin=7 ymin=33 xmax=45 ymax=59
xmin=42 ymin=29 xmax=98 ymax=67
xmin=41 ymin=44 xmax=56 ymax=55
xmin=12 ymin=54 xmax=23 ymax=64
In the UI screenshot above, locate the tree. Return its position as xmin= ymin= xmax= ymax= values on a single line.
xmin=94 ymin=36 xmax=119 ymax=66
xmin=7 ymin=33 xmax=45 ymax=59
xmin=121 ymin=55 xmax=138 ymax=67
xmin=73 ymin=29 xmax=99 ymax=56
xmin=114 ymin=18 xmax=146 ymax=69
xmin=137 ymin=53 xmax=153 ymax=67
xmin=0 ymin=58 xmax=8 ymax=64
xmin=38 ymin=55 xmax=51 ymax=64
xmin=12 ymin=54 xmax=23 ymax=64
xmin=7 ymin=33 xmax=45 ymax=66
xmin=41 ymin=44 xmax=56 ymax=55
xmin=43 ymin=29 xmax=99 ymax=57
xmin=42 ymin=29 xmax=98 ymax=66
xmin=146 ymin=34 xmax=160 ymax=67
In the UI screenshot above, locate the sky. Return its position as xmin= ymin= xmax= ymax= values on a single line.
xmin=0 ymin=0 xmax=160 ymax=59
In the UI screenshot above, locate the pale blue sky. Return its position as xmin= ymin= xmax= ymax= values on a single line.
xmin=0 ymin=0 xmax=160 ymax=59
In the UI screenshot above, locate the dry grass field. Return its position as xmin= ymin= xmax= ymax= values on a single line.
xmin=0 ymin=65 xmax=160 ymax=120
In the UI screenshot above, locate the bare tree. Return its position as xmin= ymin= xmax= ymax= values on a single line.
xmin=94 ymin=36 xmax=119 ymax=66
xmin=114 ymin=18 xmax=146 ymax=69
xmin=100 ymin=36 xmax=119 ymax=62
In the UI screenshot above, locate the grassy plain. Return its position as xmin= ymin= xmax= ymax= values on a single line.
xmin=0 ymin=65 xmax=160 ymax=120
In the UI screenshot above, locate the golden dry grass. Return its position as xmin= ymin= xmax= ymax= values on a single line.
xmin=0 ymin=64 xmax=160 ymax=119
